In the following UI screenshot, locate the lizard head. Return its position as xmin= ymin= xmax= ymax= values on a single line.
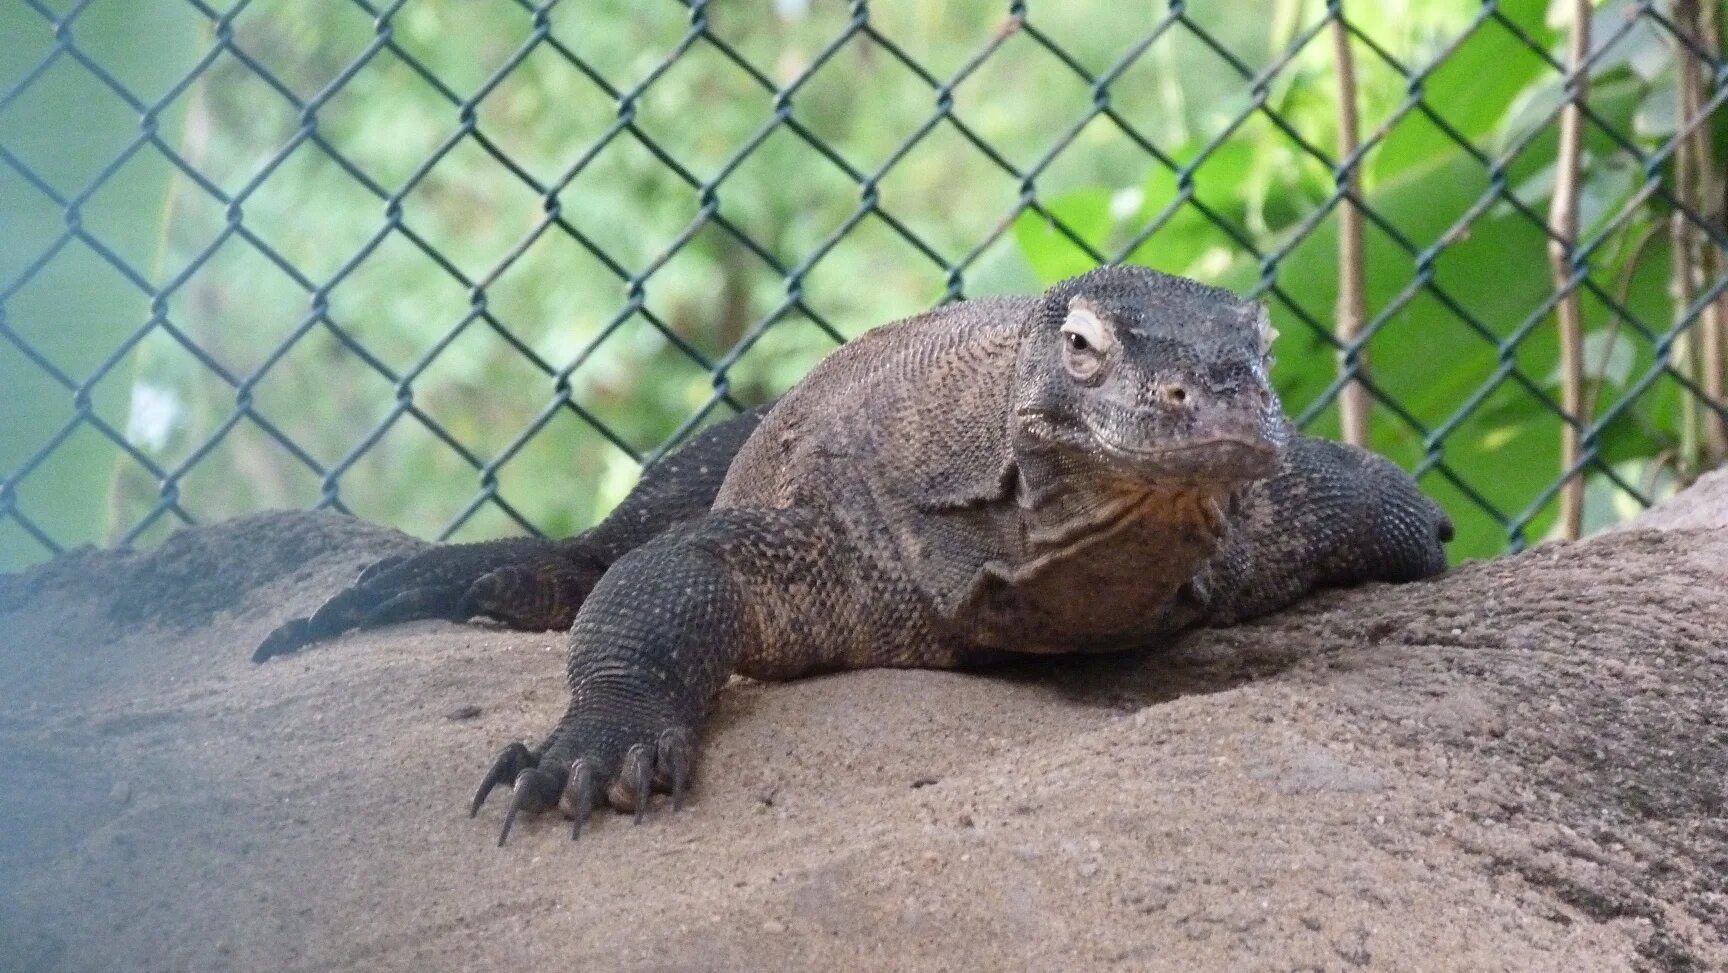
xmin=1017 ymin=264 xmax=1289 ymax=487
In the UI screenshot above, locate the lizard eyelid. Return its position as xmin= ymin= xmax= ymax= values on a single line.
xmin=1060 ymin=302 xmax=1116 ymax=354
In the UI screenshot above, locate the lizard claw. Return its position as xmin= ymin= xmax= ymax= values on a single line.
xmin=354 ymin=553 xmax=408 ymax=586
xmin=252 ymin=617 xmax=314 ymax=662
xmin=358 ymin=586 xmax=467 ymax=629
xmin=657 ymin=728 xmax=692 ymax=811
xmin=619 ymin=744 xmax=654 ymax=825
xmin=471 ymin=742 xmax=537 ymax=817
xmin=471 ymin=723 xmax=697 ymax=844
xmin=561 ymin=760 xmax=598 ymax=840
xmin=498 ymin=766 xmax=563 ymax=847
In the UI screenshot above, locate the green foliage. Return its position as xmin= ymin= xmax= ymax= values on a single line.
xmin=2 ymin=0 xmax=1716 ymax=568
xmin=1011 ymin=0 xmax=1706 ymax=560
xmin=0 ymin=4 xmax=203 ymax=568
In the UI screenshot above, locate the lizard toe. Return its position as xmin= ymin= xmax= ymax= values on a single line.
xmin=470 ymin=741 xmax=537 ymax=818
xmin=653 ymin=727 xmax=694 ymax=811
xmin=498 ymin=765 xmax=565 ymax=847
xmin=474 ymin=719 xmax=698 ymax=845
xmin=609 ymin=742 xmax=657 ymax=822
xmin=353 ymin=553 xmax=409 ymax=586
xmin=458 ymin=562 xmax=582 ymax=631
xmin=358 ymin=585 xmax=469 ymax=629
xmin=560 ymin=759 xmax=600 ymax=839
xmin=252 ymin=617 xmax=314 ymax=662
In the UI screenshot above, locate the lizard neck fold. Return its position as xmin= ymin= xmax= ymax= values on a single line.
xmin=949 ymin=430 xmax=1233 ymax=652
xmin=1009 ymin=428 xmax=1231 ymax=564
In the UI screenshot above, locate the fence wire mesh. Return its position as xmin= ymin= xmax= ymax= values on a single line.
xmin=2 ymin=0 xmax=1726 ymax=569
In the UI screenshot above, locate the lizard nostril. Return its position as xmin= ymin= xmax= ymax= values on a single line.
xmin=1165 ymin=384 xmax=1188 ymax=405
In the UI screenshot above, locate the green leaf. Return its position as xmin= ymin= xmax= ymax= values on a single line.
xmin=1012 ymin=188 xmax=1114 ymax=285
xmin=0 ymin=6 xmax=205 ymax=567
xmin=1544 ymin=329 xmax=1636 ymax=389
xmin=1125 ymin=137 xmax=1264 ymax=279
xmin=1369 ymin=0 xmax=1554 ymax=185
xmin=1207 ymin=150 xmax=1565 ymax=560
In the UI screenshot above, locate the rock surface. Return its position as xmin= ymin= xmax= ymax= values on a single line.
xmin=0 ymin=473 xmax=1723 ymax=972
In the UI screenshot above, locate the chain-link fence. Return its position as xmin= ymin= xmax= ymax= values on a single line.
xmin=3 ymin=0 xmax=1726 ymax=571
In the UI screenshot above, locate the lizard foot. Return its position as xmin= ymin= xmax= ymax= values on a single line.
xmin=470 ymin=723 xmax=694 ymax=846
xmin=253 ymin=539 xmax=602 ymax=662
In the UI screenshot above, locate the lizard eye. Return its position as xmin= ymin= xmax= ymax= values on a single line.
xmin=1060 ymin=301 xmax=1114 ymax=380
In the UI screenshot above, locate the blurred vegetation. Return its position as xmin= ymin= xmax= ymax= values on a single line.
xmin=3 ymin=0 xmax=1725 ymax=569
xmin=0 ymin=3 xmax=203 ymax=569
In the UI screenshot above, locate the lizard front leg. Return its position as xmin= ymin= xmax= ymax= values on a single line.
xmin=471 ymin=526 xmax=749 ymax=844
xmin=469 ymin=507 xmax=954 ymax=843
xmin=1198 ymin=435 xmax=1453 ymax=626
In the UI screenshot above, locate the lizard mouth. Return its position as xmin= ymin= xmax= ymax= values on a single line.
xmin=1088 ymin=428 xmax=1282 ymax=482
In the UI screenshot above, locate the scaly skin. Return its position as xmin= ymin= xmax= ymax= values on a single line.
xmin=253 ymin=406 xmax=768 ymax=662
xmin=256 ymin=266 xmax=1453 ymax=846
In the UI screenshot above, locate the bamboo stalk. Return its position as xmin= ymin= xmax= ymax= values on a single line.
xmin=1672 ymin=209 xmax=1701 ymax=480
xmin=1689 ymin=0 xmax=1728 ymax=463
xmin=1330 ymin=8 xmax=1370 ymax=447
xmin=1547 ymin=0 xmax=1590 ymax=540
xmin=1672 ymin=0 xmax=1705 ymax=480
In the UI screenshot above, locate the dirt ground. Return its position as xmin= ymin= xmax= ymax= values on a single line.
xmin=0 ymin=470 xmax=1724 ymax=973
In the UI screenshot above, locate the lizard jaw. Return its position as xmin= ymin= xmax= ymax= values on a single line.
xmin=1084 ymin=427 xmax=1283 ymax=485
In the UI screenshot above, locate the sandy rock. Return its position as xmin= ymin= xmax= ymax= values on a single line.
xmin=0 ymin=480 xmax=1724 ymax=972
